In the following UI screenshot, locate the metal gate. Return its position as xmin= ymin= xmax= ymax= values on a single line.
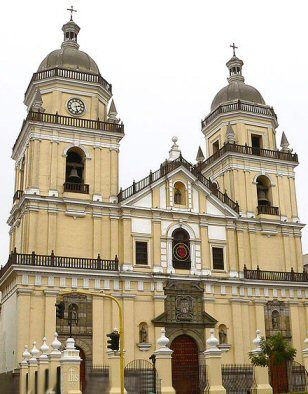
xmin=288 ymin=361 xmax=308 ymax=393
xmin=222 ymin=364 xmax=255 ymax=394
xmin=124 ymin=359 xmax=160 ymax=394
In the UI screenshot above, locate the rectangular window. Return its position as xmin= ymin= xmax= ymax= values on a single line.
xmin=135 ymin=241 xmax=148 ymax=265
xmin=212 ymin=140 xmax=220 ymax=154
xmin=212 ymin=247 xmax=224 ymax=270
xmin=251 ymin=134 xmax=262 ymax=149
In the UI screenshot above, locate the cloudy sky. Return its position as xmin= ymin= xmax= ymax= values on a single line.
xmin=1 ymin=0 xmax=308 ymax=263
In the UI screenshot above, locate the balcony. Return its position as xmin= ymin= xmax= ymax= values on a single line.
xmin=26 ymin=111 xmax=124 ymax=134
xmin=13 ymin=190 xmax=23 ymax=203
xmin=202 ymin=100 xmax=277 ymax=127
xmin=0 ymin=250 xmax=119 ymax=278
xmin=244 ymin=265 xmax=308 ymax=282
xmin=197 ymin=142 xmax=298 ymax=171
xmin=257 ymin=205 xmax=280 ymax=216
xmin=63 ymin=182 xmax=89 ymax=194
xmin=25 ymin=67 xmax=112 ymax=97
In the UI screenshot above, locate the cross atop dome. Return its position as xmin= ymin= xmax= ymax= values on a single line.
xmin=67 ymin=5 xmax=77 ymax=21
xmin=230 ymin=42 xmax=238 ymax=57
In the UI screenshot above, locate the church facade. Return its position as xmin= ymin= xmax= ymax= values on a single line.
xmin=0 ymin=14 xmax=307 ymax=393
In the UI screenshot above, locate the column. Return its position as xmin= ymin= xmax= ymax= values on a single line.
xmin=200 ymin=224 xmax=211 ymax=272
xmin=110 ymin=149 xmax=119 ymax=197
xmin=92 ymin=296 xmax=105 ymax=365
xmin=226 ymin=225 xmax=237 ymax=273
xmin=110 ymin=217 xmax=119 ymax=258
xmin=290 ymin=303 xmax=302 ymax=361
xmin=16 ymin=289 xmax=32 ymax=365
xmin=153 ymin=219 xmax=162 ymax=270
xmin=122 ymin=218 xmax=132 ymax=263
xmin=123 ymin=297 xmax=135 ymax=362
xmin=254 ymin=302 xmax=266 ymax=335
xmin=236 ymin=229 xmax=246 ymax=270
xmin=231 ymin=301 xmax=244 ymax=363
xmin=44 ymin=290 xmax=58 ymax=343
xmin=154 ymin=329 xmax=175 ymax=394
xmin=60 ymin=337 xmax=82 ymax=394
xmin=250 ymin=330 xmax=273 ymax=393
xmin=203 ymin=329 xmax=226 ymax=394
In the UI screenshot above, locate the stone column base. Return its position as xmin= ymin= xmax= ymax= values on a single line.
xmin=254 ymin=384 xmax=273 ymax=394
xmin=207 ymin=385 xmax=226 ymax=394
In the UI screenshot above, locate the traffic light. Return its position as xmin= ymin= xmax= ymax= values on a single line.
xmin=106 ymin=329 xmax=120 ymax=351
xmin=55 ymin=301 xmax=65 ymax=319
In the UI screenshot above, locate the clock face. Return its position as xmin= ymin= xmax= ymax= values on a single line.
xmin=67 ymin=98 xmax=85 ymax=115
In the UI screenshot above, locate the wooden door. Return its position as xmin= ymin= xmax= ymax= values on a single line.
xmin=270 ymin=360 xmax=288 ymax=393
xmin=170 ymin=335 xmax=200 ymax=394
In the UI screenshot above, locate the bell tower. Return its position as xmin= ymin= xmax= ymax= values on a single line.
xmin=9 ymin=14 xmax=124 ymax=258
xmin=198 ymin=46 xmax=302 ymax=272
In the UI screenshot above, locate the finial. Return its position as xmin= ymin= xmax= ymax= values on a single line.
xmin=226 ymin=122 xmax=236 ymax=144
xmin=31 ymin=89 xmax=45 ymax=113
xmin=107 ymin=99 xmax=120 ymax=123
xmin=40 ymin=337 xmax=49 ymax=359
xmin=280 ymin=131 xmax=292 ymax=153
xmin=51 ymin=332 xmax=61 ymax=354
xmin=206 ymin=329 xmax=219 ymax=351
xmin=168 ymin=136 xmax=181 ymax=161
xmin=157 ymin=328 xmax=170 ymax=349
xmin=67 ymin=5 xmax=77 ymax=21
xmin=22 ymin=345 xmax=31 ymax=362
xmin=196 ymin=146 xmax=205 ymax=163
xmin=251 ymin=329 xmax=262 ymax=354
xmin=230 ymin=43 xmax=238 ymax=57
xmin=30 ymin=341 xmax=40 ymax=359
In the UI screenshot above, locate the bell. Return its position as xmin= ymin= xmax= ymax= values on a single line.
xmin=68 ymin=167 xmax=80 ymax=181
xmin=257 ymin=185 xmax=269 ymax=206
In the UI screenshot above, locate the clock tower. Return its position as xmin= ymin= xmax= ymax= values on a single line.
xmin=10 ymin=15 xmax=124 ymax=258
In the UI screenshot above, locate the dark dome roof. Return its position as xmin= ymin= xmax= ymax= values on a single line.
xmin=210 ymin=53 xmax=266 ymax=111
xmin=211 ymin=81 xmax=265 ymax=111
xmin=38 ymin=46 xmax=100 ymax=74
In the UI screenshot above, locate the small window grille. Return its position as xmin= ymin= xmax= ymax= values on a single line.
xmin=136 ymin=242 xmax=148 ymax=265
xmin=212 ymin=247 xmax=224 ymax=270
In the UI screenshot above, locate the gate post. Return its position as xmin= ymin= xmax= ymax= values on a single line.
xmin=60 ymin=337 xmax=82 ymax=394
xmin=153 ymin=328 xmax=175 ymax=394
xmin=203 ymin=329 xmax=226 ymax=394
xmin=19 ymin=345 xmax=30 ymax=394
xmin=107 ymin=350 xmax=123 ymax=394
xmin=302 ymin=333 xmax=308 ymax=371
xmin=28 ymin=342 xmax=39 ymax=393
xmin=250 ymin=330 xmax=273 ymax=394
xmin=48 ymin=332 xmax=62 ymax=393
xmin=37 ymin=337 xmax=50 ymax=394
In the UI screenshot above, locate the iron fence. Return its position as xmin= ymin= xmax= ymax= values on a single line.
xmin=124 ymin=359 xmax=160 ymax=394
xmin=222 ymin=364 xmax=255 ymax=394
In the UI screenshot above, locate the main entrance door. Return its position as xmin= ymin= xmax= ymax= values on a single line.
xmin=170 ymin=335 xmax=200 ymax=394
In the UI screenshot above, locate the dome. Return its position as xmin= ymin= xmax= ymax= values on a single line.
xmin=210 ymin=52 xmax=265 ymax=111
xmin=38 ymin=46 xmax=100 ymax=74
xmin=37 ymin=18 xmax=100 ymax=75
xmin=211 ymin=81 xmax=265 ymax=111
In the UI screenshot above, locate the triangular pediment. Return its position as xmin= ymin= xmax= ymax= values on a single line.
xmin=120 ymin=163 xmax=238 ymax=217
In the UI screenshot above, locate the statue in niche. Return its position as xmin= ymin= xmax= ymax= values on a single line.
xmin=68 ymin=303 xmax=78 ymax=326
xmin=139 ymin=323 xmax=148 ymax=343
xmin=272 ymin=310 xmax=280 ymax=330
xmin=219 ymin=325 xmax=227 ymax=344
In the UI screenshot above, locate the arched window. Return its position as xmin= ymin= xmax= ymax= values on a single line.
xmin=218 ymin=324 xmax=228 ymax=345
xmin=65 ymin=148 xmax=85 ymax=184
xmin=256 ymin=175 xmax=272 ymax=206
xmin=68 ymin=303 xmax=79 ymax=326
xmin=172 ymin=228 xmax=191 ymax=269
xmin=139 ymin=322 xmax=148 ymax=343
xmin=174 ymin=182 xmax=186 ymax=205
xmin=272 ymin=310 xmax=280 ymax=330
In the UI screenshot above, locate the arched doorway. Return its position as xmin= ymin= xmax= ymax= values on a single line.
xmin=170 ymin=335 xmax=200 ymax=394
xmin=76 ymin=346 xmax=86 ymax=392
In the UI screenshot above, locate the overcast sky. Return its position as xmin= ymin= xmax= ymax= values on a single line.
xmin=1 ymin=0 xmax=308 ymax=264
